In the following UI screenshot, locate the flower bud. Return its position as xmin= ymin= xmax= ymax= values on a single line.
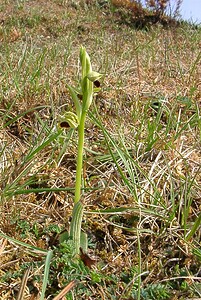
xmin=87 ymin=71 xmax=102 ymax=82
xmin=61 ymin=111 xmax=79 ymax=129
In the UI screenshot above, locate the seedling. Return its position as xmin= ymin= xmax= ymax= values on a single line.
xmin=60 ymin=46 xmax=102 ymax=254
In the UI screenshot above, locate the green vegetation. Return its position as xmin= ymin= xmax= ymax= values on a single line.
xmin=0 ymin=0 xmax=200 ymax=299
xmin=65 ymin=46 xmax=102 ymax=255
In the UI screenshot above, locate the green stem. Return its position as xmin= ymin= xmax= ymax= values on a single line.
xmin=67 ymin=47 xmax=102 ymax=255
xmin=74 ymin=111 xmax=87 ymax=203
xmin=70 ymin=111 xmax=86 ymax=254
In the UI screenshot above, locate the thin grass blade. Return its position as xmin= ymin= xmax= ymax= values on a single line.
xmin=40 ymin=250 xmax=54 ymax=300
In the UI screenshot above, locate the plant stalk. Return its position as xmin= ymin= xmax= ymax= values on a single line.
xmin=68 ymin=46 xmax=102 ymax=255
xmin=74 ymin=110 xmax=87 ymax=203
xmin=70 ymin=110 xmax=86 ymax=254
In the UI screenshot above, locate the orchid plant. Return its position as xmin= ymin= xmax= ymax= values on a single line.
xmin=60 ymin=46 xmax=102 ymax=254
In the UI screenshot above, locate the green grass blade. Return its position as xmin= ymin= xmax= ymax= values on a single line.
xmin=24 ymin=131 xmax=61 ymax=164
xmin=40 ymin=250 xmax=54 ymax=300
xmin=87 ymin=206 xmax=167 ymax=219
xmin=0 ymin=232 xmax=47 ymax=254
xmin=3 ymin=106 xmax=48 ymax=127
xmin=186 ymin=213 xmax=201 ymax=242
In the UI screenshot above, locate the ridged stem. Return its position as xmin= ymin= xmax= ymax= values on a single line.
xmin=74 ymin=111 xmax=86 ymax=204
xmin=70 ymin=110 xmax=86 ymax=254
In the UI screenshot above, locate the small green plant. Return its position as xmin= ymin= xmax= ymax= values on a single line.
xmin=132 ymin=283 xmax=171 ymax=300
xmin=60 ymin=46 xmax=102 ymax=254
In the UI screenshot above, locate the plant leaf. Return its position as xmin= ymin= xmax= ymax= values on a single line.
xmin=40 ymin=250 xmax=53 ymax=300
xmin=67 ymin=85 xmax=82 ymax=121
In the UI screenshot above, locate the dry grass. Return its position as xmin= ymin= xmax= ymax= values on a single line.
xmin=0 ymin=0 xmax=200 ymax=299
